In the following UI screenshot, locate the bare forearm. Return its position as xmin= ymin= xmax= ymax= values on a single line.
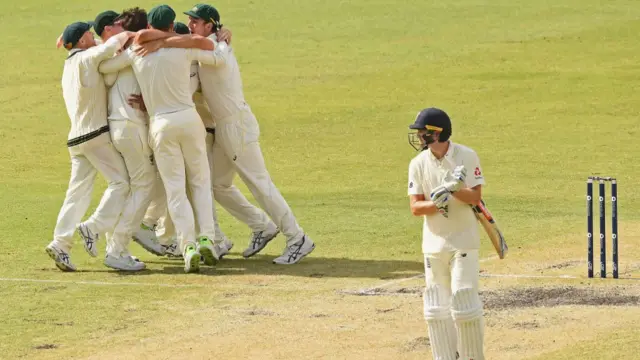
xmin=411 ymin=200 xmax=439 ymax=216
xmin=452 ymin=187 xmax=482 ymax=205
xmin=162 ymin=35 xmax=214 ymax=51
xmin=135 ymin=29 xmax=173 ymax=44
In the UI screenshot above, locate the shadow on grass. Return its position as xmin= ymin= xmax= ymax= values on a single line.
xmin=75 ymin=253 xmax=425 ymax=280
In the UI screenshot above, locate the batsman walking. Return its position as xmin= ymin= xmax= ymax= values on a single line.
xmin=406 ymin=107 xmax=486 ymax=360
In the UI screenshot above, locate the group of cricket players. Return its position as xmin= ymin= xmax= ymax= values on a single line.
xmin=46 ymin=3 xmax=487 ymax=359
xmin=46 ymin=3 xmax=316 ymax=276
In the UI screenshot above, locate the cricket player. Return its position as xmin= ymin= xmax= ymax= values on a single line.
xmin=185 ymin=4 xmax=315 ymax=264
xmin=130 ymin=20 xmax=234 ymax=259
xmin=406 ymin=107 xmax=486 ymax=360
xmin=92 ymin=9 xmax=166 ymax=266
xmin=45 ymin=22 xmax=136 ymax=271
xmin=98 ymin=4 xmax=229 ymax=273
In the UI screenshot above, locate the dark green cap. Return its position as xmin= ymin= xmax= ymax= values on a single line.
xmin=91 ymin=10 xmax=119 ymax=36
xmin=148 ymin=4 xmax=176 ymax=29
xmin=174 ymin=22 xmax=190 ymax=34
xmin=184 ymin=4 xmax=220 ymax=25
xmin=62 ymin=22 xmax=92 ymax=50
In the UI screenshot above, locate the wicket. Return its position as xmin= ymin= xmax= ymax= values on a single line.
xmin=586 ymin=176 xmax=618 ymax=279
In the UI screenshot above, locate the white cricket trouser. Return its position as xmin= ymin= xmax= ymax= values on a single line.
xmin=149 ymin=108 xmax=215 ymax=251
xmin=423 ymin=250 xmax=485 ymax=360
xmin=52 ymin=133 xmax=130 ymax=252
xmin=142 ymin=170 xmax=167 ymax=229
xmin=105 ymin=120 xmax=157 ymax=255
xmin=212 ymin=110 xmax=303 ymax=246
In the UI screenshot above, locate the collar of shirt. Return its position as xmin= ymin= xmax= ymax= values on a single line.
xmin=66 ymin=48 xmax=85 ymax=59
xmin=427 ymin=141 xmax=455 ymax=163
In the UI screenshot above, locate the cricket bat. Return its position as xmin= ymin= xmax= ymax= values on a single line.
xmin=472 ymin=200 xmax=508 ymax=259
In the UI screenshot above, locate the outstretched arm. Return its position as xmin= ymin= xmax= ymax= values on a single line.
xmin=134 ymin=35 xmax=215 ymax=57
xmin=99 ymin=50 xmax=133 ymax=74
xmin=134 ymin=29 xmax=174 ymax=45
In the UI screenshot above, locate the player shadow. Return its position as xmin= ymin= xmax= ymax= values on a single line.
xmin=102 ymin=253 xmax=425 ymax=280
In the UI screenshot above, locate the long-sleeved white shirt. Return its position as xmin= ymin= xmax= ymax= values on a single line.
xmin=99 ymin=44 xmax=226 ymax=117
xmin=189 ymin=61 xmax=215 ymax=131
xmin=61 ymin=33 xmax=130 ymax=146
xmin=104 ymin=66 xmax=147 ymax=125
xmin=197 ymin=34 xmax=250 ymax=122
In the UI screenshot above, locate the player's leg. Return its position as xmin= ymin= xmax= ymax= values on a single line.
xmin=180 ymin=110 xmax=219 ymax=265
xmin=81 ymin=135 xmax=145 ymax=270
xmin=211 ymin=126 xmax=278 ymax=258
xmin=150 ymin=115 xmax=199 ymax=273
xmin=110 ymin=121 xmax=163 ymax=257
xmin=423 ymin=252 xmax=459 ymax=360
xmin=205 ymin=131 xmax=232 ymax=255
xmin=46 ymin=149 xmax=97 ymax=271
xmin=450 ymin=249 xmax=485 ymax=360
xmin=218 ymin=112 xmax=314 ymax=264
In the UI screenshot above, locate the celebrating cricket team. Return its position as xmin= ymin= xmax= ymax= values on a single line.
xmin=46 ymin=3 xmax=316 ymax=275
xmin=48 ymin=2 xmax=487 ymax=358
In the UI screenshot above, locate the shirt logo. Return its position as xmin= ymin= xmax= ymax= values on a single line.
xmin=474 ymin=167 xmax=482 ymax=177
xmin=409 ymin=181 xmax=413 ymax=188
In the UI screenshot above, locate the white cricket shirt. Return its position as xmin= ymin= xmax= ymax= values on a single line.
xmin=190 ymin=61 xmax=215 ymax=131
xmin=61 ymin=34 xmax=129 ymax=146
xmin=105 ymin=67 xmax=146 ymax=125
xmin=198 ymin=34 xmax=250 ymax=122
xmin=407 ymin=142 xmax=485 ymax=253
xmin=99 ymin=45 xmax=226 ymax=117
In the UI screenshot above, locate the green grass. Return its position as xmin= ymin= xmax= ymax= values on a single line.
xmin=1 ymin=0 xmax=640 ymax=359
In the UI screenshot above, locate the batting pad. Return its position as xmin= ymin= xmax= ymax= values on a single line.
xmin=423 ymin=286 xmax=458 ymax=360
xmin=451 ymin=288 xmax=485 ymax=360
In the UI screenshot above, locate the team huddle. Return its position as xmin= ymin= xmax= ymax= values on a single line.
xmin=46 ymin=4 xmax=315 ymax=274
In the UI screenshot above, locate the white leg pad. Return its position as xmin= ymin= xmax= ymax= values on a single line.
xmin=423 ymin=286 xmax=458 ymax=360
xmin=451 ymin=288 xmax=485 ymax=360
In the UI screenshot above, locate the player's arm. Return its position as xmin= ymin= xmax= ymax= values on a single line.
xmin=135 ymin=35 xmax=215 ymax=57
xmin=452 ymin=185 xmax=482 ymax=205
xmin=410 ymin=194 xmax=439 ymax=216
xmin=452 ymin=150 xmax=485 ymax=205
xmin=134 ymin=29 xmax=174 ymax=45
xmin=98 ymin=49 xmax=133 ymax=74
xmin=188 ymin=41 xmax=229 ymax=67
xmin=89 ymin=31 xmax=135 ymax=63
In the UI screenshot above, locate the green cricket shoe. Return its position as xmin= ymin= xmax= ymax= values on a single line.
xmin=183 ymin=244 xmax=201 ymax=273
xmin=197 ymin=236 xmax=218 ymax=266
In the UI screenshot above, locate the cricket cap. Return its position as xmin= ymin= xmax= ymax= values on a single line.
xmin=148 ymin=5 xmax=176 ymax=29
xmin=62 ymin=22 xmax=92 ymax=50
xmin=91 ymin=10 xmax=119 ymax=36
xmin=184 ymin=4 xmax=221 ymax=25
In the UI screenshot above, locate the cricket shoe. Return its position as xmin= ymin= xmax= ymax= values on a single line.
xmin=161 ymin=240 xmax=182 ymax=259
xmin=133 ymin=225 xmax=165 ymax=256
xmin=77 ymin=222 xmax=99 ymax=257
xmin=272 ymin=235 xmax=315 ymax=265
xmin=45 ymin=242 xmax=76 ymax=272
xmin=242 ymin=222 xmax=279 ymax=258
xmin=197 ymin=236 xmax=218 ymax=266
xmin=216 ymin=236 xmax=234 ymax=259
xmin=104 ymin=254 xmax=146 ymax=271
xmin=183 ymin=244 xmax=201 ymax=273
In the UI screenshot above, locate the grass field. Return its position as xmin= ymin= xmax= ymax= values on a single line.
xmin=1 ymin=0 xmax=640 ymax=359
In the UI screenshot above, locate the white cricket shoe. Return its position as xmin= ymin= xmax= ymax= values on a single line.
xmin=45 ymin=242 xmax=76 ymax=272
xmin=77 ymin=222 xmax=99 ymax=257
xmin=104 ymin=254 xmax=146 ymax=271
xmin=242 ymin=222 xmax=279 ymax=258
xmin=161 ymin=240 xmax=182 ymax=259
xmin=215 ymin=236 xmax=234 ymax=259
xmin=133 ymin=225 xmax=165 ymax=256
xmin=272 ymin=235 xmax=315 ymax=265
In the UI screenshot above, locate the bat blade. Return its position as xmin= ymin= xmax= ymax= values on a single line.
xmin=472 ymin=200 xmax=508 ymax=259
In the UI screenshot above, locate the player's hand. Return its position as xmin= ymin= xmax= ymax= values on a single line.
xmin=134 ymin=39 xmax=163 ymax=57
xmin=441 ymin=165 xmax=467 ymax=193
xmin=217 ymin=28 xmax=232 ymax=44
xmin=128 ymin=94 xmax=147 ymax=112
xmin=430 ymin=185 xmax=450 ymax=218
